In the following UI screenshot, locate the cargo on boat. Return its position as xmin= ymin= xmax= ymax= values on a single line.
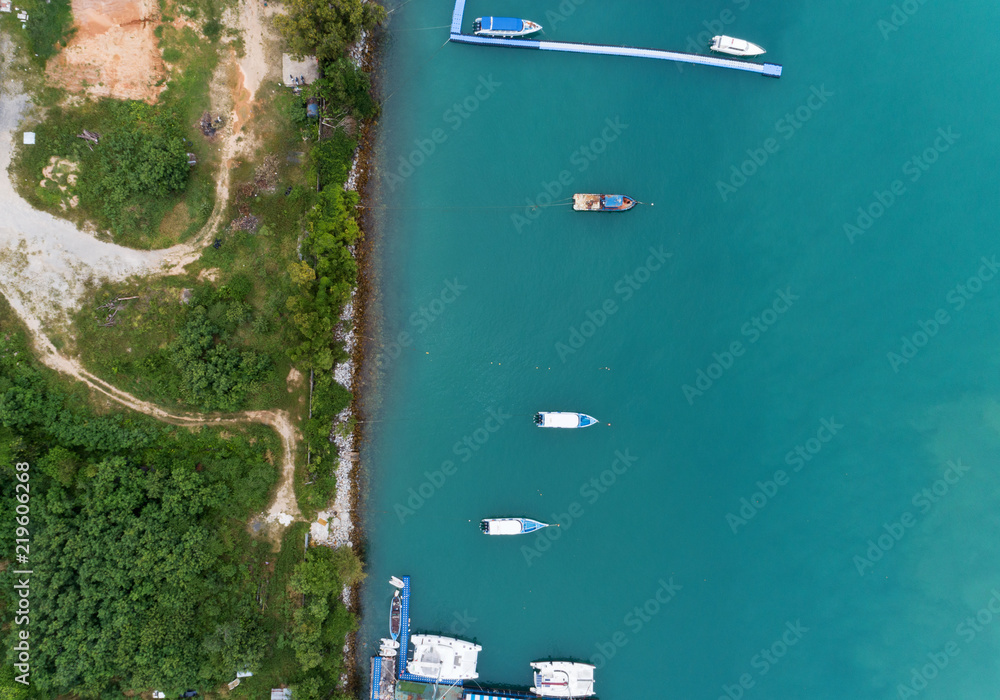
xmin=573 ymin=194 xmax=636 ymax=212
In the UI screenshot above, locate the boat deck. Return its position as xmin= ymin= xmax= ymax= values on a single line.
xmin=448 ymin=0 xmax=781 ymax=78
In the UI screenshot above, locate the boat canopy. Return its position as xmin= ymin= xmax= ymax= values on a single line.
xmin=487 ymin=519 xmax=524 ymax=535
xmin=483 ymin=16 xmax=523 ymax=31
xmin=603 ymin=194 xmax=624 ymax=208
xmin=539 ymin=413 xmax=582 ymax=428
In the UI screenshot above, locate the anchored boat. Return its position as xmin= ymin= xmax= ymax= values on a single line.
xmin=534 ymin=412 xmax=598 ymax=429
xmin=710 ymin=35 xmax=766 ymax=57
xmin=481 ymin=517 xmax=551 ymax=535
xmin=530 ymin=661 xmax=596 ymax=698
xmin=407 ymin=635 xmax=482 ymax=681
xmin=573 ymin=193 xmax=636 ymax=212
xmin=474 ymin=16 xmax=542 ymax=38
xmin=390 ymin=590 xmax=402 ymax=641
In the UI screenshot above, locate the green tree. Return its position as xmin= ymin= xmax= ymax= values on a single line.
xmin=170 ymin=306 xmax=272 ymax=410
xmin=309 ymin=59 xmax=377 ymax=120
xmin=274 ymin=0 xmax=385 ymax=63
xmin=82 ymin=102 xmax=189 ymax=232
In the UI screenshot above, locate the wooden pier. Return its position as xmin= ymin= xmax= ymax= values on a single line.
xmin=448 ymin=0 xmax=782 ymax=78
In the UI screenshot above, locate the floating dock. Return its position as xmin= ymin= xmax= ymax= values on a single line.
xmin=448 ymin=0 xmax=782 ymax=78
xmin=371 ymin=576 xmax=596 ymax=700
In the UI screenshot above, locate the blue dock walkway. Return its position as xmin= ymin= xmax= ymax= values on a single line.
xmin=395 ymin=575 xmax=468 ymax=685
xmin=448 ymin=0 xmax=781 ymax=78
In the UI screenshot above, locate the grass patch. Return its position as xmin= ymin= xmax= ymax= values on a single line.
xmin=19 ymin=0 xmax=75 ymax=64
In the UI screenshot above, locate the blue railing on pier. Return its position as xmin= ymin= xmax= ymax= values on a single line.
xmin=397 ymin=575 xmax=411 ymax=677
xmin=447 ymin=2 xmax=782 ymax=78
xmin=396 ymin=575 xmax=468 ymax=685
xmin=371 ymin=657 xmax=382 ymax=700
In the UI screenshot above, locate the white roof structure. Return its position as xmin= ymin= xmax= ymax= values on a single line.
xmin=22 ymin=132 xmax=35 ymax=145
xmin=485 ymin=519 xmax=524 ymax=535
xmin=540 ymin=412 xmax=580 ymax=428
xmin=271 ymin=689 xmax=292 ymax=700
xmin=0 ymin=1 xmax=12 ymax=13
xmin=535 ymin=412 xmax=597 ymax=428
xmin=407 ymin=635 xmax=481 ymax=681
xmin=531 ymin=661 xmax=596 ymax=698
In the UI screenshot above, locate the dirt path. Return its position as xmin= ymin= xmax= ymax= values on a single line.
xmin=27 ymin=321 xmax=303 ymax=522
xmin=0 ymin=0 xmax=278 ymax=324
xmin=1 ymin=19 xmax=298 ymax=524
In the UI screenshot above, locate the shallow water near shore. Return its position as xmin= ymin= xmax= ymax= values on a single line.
xmin=361 ymin=1 xmax=1000 ymax=697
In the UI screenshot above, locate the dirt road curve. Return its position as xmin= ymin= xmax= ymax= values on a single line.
xmin=32 ymin=326 xmax=303 ymax=522
xmin=0 ymin=18 xmax=295 ymax=521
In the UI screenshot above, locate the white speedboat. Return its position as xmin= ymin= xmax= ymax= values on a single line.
xmin=407 ymin=635 xmax=482 ymax=681
xmin=530 ymin=661 xmax=596 ymax=698
xmin=389 ymin=575 xmax=405 ymax=589
xmin=534 ymin=412 xmax=598 ymax=429
xmin=710 ymin=35 xmax=766 ymax=57
xmin=474 ymin=16 xmax=542 ymax=38
xmin=481 ymin=517 xmax=551 ymax=535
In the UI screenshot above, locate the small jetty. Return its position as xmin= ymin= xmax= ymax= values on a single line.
xmin=371 ymin=576 xmax=597 ymax=700
xmin=448 ymin=0 xmax=782 ymax=78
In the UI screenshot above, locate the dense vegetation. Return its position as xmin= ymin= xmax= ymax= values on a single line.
xmin=275 ymin=0 xmax=385 ymax=64
xmin=0 ymin=309 xmax=364 ymax=698
xmin=285 ymin=547 xmax=365 ymax=699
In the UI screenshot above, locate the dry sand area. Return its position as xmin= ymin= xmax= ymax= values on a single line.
xmin=46 ymin=0 xmax=166 ymax=101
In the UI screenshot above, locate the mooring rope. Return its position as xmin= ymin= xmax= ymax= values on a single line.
xmin=358 ymin=198 xmax=574 ymax=212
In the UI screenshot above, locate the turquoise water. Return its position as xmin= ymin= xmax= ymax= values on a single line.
xmin=361 ymin=1 xmax=1000 ymax=698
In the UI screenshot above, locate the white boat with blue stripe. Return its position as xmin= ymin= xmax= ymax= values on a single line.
xmin=534 ymin=411 xmax=598 ymax=428
xmin=474 ymin=16 xmax=542 ymax=38
xmin=481 ymin=517 xmax=551 ymax=535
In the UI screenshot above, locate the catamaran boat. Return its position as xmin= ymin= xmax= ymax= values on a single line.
xmin=390 ymin=590 xmax=402 ymax=641
xmin=534 ymin=412 xmax=598 ymax=429
xmin=530 ymin=661 xmax=596 ymax=698
xmin=573 ymin=193 xmax=636 ymax=212
xmin=710 ymin=35 xmax=766 ymax=57
xmin=474 ymin=16 xmax=542 ymax=38
xmin=480 ymin=517 xmax=551 ymax=535
xmin=407 ymin=635 xmax=482 ymax=681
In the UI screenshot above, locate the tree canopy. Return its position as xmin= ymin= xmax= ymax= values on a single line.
xmin=83 ymin=101 xmax=190 ymax=232
xmin=0 ymin=325 xmax=278 ymax=697
xmin=275 ymin=0 xmax=386 ymax=63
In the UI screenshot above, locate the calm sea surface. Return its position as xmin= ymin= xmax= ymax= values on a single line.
xmin=360 ymin=1 xmax=1000 ymax=697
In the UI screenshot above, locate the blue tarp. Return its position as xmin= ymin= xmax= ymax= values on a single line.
xmin=604 ymin=194 xmax=624 ymax=208
xmin=484 ymin=16 xmax=523 ymax=31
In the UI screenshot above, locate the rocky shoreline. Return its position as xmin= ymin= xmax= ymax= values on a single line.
xmin=328 ymin=19 xmax=384 ymax=697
